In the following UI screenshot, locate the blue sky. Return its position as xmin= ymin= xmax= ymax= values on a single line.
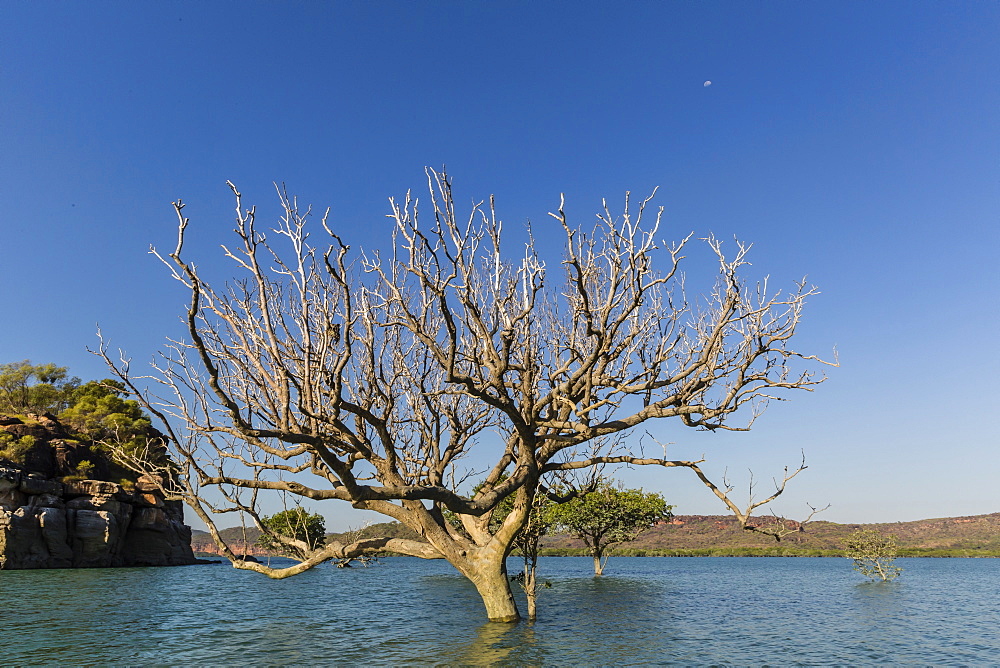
xmin=2 ymin=1 xmax=998 ymax=530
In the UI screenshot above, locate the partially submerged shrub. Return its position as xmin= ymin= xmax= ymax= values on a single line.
xmin=257 ymin=508 xmax=327 ymax=560
xmin=845 ymin=528 xmax=902 ymax=581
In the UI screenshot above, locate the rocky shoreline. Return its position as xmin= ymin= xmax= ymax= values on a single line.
xmin=0 ymin=468 xmax=197 ymax=569
xmin=0 ymin=412 xmax=196 ymax=569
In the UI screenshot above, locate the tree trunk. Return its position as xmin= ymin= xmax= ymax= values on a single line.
xmin=471 ymin=569 xmax=521 ymax=622
xmin=525 ymin=567 xmax=538 ymax=620
xmin=593 ymin=550 xmax=604 ymax=576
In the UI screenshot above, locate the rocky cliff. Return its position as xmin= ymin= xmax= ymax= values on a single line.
xmin=0 ymin=414 xmax=196 ymax=569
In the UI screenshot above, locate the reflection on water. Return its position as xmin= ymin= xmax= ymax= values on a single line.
xmin=439 ymin=574 xmax=678 ymax=665
xmin=448 ymin=622 xmax=525 ymax=666
xmin=852 ymin=579 xmax=905 ymax=618
xmin=1 ymin=557 xmax=998 ymax=664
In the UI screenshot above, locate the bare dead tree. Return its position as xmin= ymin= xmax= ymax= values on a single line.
xmin=649 ymin=443 xmax=831 ymax=541
xmin=331 ymin=522 xmax=381 ymax=568
xmin=98 ymin=169 xmax=832 ymax=622
xmin=754 ymin=502 xmax=829 ymax=541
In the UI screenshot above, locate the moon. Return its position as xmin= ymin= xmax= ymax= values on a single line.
xmin=704 ymin=81 xmax=712 ymax=87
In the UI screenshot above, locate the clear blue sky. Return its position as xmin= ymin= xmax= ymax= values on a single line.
xmin=3 ymin=1 xmax=998 ymax=530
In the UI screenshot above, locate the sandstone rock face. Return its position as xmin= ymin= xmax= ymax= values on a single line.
xmin=0 ymin=467 xmax=197 ymax=569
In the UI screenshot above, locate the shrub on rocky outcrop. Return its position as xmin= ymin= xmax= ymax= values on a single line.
xmin=0 ymin=362 xmax=195 ymax=570
xmin=0 ymin=433 xmax=36 ymax=464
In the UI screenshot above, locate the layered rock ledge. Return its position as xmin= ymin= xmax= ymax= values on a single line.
xmin=0 ymin=468 xmax=196 ymax=569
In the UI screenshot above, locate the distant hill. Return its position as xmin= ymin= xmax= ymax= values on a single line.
xmin=192 ymin=513 xmax=1000 ymax=558
xmin=190 ymin=526 xmax=264 ymax=556
xmin=543 ymin=512 xmax=1000 ymax=556
xmin=191 ymin=521 xmax=420 ymax=556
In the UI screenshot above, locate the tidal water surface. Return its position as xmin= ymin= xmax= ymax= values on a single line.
xmin=1 ymin=556 xmax=997 ymax=664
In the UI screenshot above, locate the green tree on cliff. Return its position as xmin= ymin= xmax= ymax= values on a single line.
xmin=61 ymin=380 xmax=154 ymax=444
xmin=61 ymin=379 xmax=170 ymax=478
xmin=0 ymin=360 xmax=80 ymax=414
xmin=0 ymin=362 xmax=166 ymax=481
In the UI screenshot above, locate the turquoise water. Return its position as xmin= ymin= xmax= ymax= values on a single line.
xmin=1 ymin=556 xmax=997 ymax=664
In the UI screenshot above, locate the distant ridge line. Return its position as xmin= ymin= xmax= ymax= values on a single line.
xmin=540 ymin=511 xmax=1000 ymax=553
xmin=192 ymin=511 xmax=1000 ymax=557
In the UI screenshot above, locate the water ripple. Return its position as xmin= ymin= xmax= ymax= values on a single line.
xmin=1 ymin=557 xmax=997 ymax=664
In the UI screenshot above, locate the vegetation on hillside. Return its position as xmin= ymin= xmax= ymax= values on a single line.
xmin=0 ymin=360 xmax=167 ymax=484
xmin=0 ymin=433 xmax=37 ymax=465
xmin=0 ymin=360 xmax=81 ymax=415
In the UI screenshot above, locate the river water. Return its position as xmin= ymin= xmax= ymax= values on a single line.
xmin=1 ymin=556 xmax=997 ymax=664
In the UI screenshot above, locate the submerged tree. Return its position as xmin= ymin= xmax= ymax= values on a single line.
xmin=510 ymin=493 xmax=555 ymax=620
xmin=100 ymin=169 xmax=831 ymax=622
xmin=257 ymin=507 xmax=327 ymax=561
xmin=457 ymin=476 xmax=558 ymax=620
xmin=845 ymin=529 xmax=902 ymax=582
xmin=548 ymin=483 xmax=672 ymax=576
